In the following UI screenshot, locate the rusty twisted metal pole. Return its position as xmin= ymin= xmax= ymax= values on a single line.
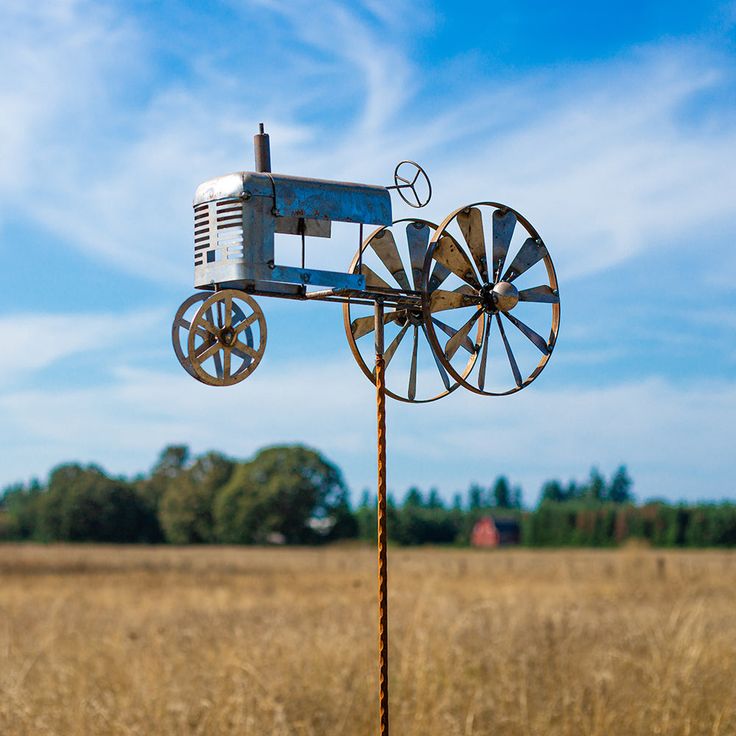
xmin=374 ymin=300 xmax=389 ymax=736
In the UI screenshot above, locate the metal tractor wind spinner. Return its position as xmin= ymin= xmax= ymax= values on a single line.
xmin=172 ymin=124 xmax=560 ymax=400
xmin=171 ymin=124 xmax=561 ymax=736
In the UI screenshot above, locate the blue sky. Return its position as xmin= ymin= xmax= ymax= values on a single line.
xmin=1 ymin=0 xmax=735 ymax=504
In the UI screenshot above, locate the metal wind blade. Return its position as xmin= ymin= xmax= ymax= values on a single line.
xmin=492 ymin=209 xmax=516 ymax=281
xmin=427 ymin=260 xmax=452 ymax=292
xmin=351 ymin=312 xmax=398 ymax=339
xmin=360 ymin=265 xmax=394 ymax=291
xmin=503 ymin=311 xmax=550 ymax=354
xmin=458 ymin=207 xmax=489 ymax=283
xmin=370 ymin=230 xmax=412 ymax=290
xmin=408 ymin=326 xmax=419 ymax=400
xmin=445 ymin=309 xmax=482 ymax=360
xmin=429 ymin=286 xmax=480 ymax=313
xmin=502 ymin=237 xmax=548 ymax=283
xmin=496 ymin=313 xmax=522 ymax=388
xmin=477 ymin=316 xmax=491 ymax=391
xmin=433 ymin=235 xmax=481 ymax=289
xmin=518 ymin=285 xmax=559 ymax=303
xmin=406 ymin=222 xmax=430 ymax=289
xmin=431 ymin=317 xmax=475 ymax=354
xmin=383 ymin=324 xmax=409 ymax=369
xmin=422 ymin=324 xmax=451 ymax=389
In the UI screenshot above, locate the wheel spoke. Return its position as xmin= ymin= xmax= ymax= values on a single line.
xmin=422 ymin=325 xmax=451 ymax=389
xmin=370 ymin=230 xmax=412 ymax=290
xmin=431 ymin=317 xmax=475 ymax=354
xmin=234 ymin=311 xmax=258 ymax=334
xmin=408 ymin=326 xmax=419 ymax=400
xmin=230 ymin=304 xmax=247 ymax=327
xmin=223 ymin=347 xmax=231 ymax=378
xmin=492 ymin=209 xmax=516 ymax=281
xmin=477 ymin=316 xmax=491 ymax=391
xmin=224 ymin=295 xmax=233 ymax=328
xmin=196 ymin=341 xmax=221 ymax=363
xmin=518 ymin=285 xmax=559 ymax=303
xmin=360 ymin=265 xmax=393 ymax=291
xmin=496 ymin=313 xmax=522 ymax=388
xmin=503 ymin=311 xmax=550 ymax=354
xmin=213 ymin=349 xmax=224 ymax=379
xmin=234 ymin=339 xmax=257 ymax=360
xmin=458 ymin=207 xmax=489 ymax=283
xmin=433 ymin=235 xmax=481 ymax=289
xmin=406 ymin=222 xmax=430 ymax=289
xmin=383 ymin=324 xmax=409 ymax=369
xmin=199 ymin=316 xmax=218 ymax=337
xmin=445 ymin=309 xmax=482 ymax=360
xmin=502 ymin=237 xmax=549 ymax=283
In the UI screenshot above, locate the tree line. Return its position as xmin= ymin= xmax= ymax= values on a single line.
xmin=1 ymin=444 xmax=734 ymax=547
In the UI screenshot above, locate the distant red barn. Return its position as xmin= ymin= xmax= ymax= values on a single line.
xmin=471 ymin=516 xmax=521 ymax=548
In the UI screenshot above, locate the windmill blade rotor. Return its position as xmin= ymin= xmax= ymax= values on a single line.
xmin=360 ymin=265 xmax=394 ymax=291
xmin=429 ymin=287 xmax=480 ymax=313
xmin=422 ymin=324 xmax=451 ymax=389
xmin=445 ymin=309 xmax=482 ymax=360
xmin=370 ymin=229 xmax=412 ymax=291
xmin=432 ymin=235 xmax=481 ymax=289
xmin=518 ymin=285 xmax=560 ymax=303
xmin=502 ymin=237 xmax=549 ymax=283
xmin=477 ymin=316 xmax=492 ymax=391
xmin=496 ymin=313 xmax=523 ymax=388
xmin=351 ymin=311 xmax=399 ymax=340
xmin=382 ymin=323 xmax=410 ymax=370
xmin=492 ymin=208 xmax=516 ymax=281
xmin=431 ymin=317 xmax=476 ymax=354
xmin=457 ymin=207 xmax=489 ymax=283
xmin=502 ymin=311 xmax=550 ymax=354
xmin=408 ymin=326 xmax=419 ymax=400
xmin=406 ymin=221 xmax=430 ymax=289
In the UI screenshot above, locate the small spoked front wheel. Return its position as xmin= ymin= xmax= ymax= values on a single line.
xmin=186 ymin=290 xmax=267 ymax=387
xmin=421 ymin=202 xmax=560 ymax=396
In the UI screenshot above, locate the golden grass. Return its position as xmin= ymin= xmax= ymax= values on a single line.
xmin=0 ymin=544 xmax=734 ymax=735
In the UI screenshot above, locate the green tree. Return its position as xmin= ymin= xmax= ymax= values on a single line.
xmin=159 ymin=451 xmax=235 ymax=544
xmin=585 ymin=468 xmax=606 ymax=502
xmin=39 ymin=463 xmax=148 ymax=542
xmin=2 ymin=481 xmax=43 ymax=539
xmin=214 ymin=445 xmax=354 ymax=544
xmin=608 ymin=465 xmax=634 ymax=504
xmin=540 ymin=480 xmax=565 ymax=503
xmin=492 ymin=477 xmax=510 ymax=507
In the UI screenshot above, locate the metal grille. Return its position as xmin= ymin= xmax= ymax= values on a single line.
xmin=193 ymin=198 xmax=244 ymax=268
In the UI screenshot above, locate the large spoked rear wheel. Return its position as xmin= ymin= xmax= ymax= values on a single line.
xmin=187 ymin=290 xmax=267 ymax=387
xmin=421 ymin=202 xmax=560 ymax=396
xmin=344 ymin=219 xmax=481 ymax=403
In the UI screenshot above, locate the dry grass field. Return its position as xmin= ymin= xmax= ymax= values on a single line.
xmin=0 ymin=544 xmax=734 ymax=736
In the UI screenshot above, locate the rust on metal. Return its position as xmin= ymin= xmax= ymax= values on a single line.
xmin=374 ymin=300 xmax=389 ymax=736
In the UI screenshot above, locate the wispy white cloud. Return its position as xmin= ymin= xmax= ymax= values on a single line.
xmin=0 ymin=309 xmax=164 ymax=382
